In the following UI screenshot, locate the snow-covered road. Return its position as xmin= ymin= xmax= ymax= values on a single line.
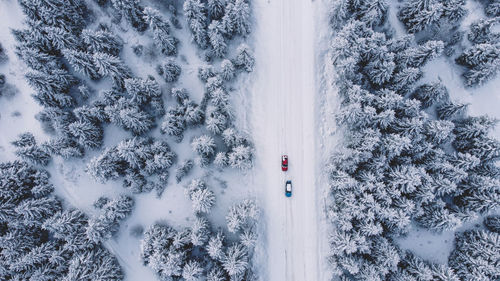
xmin=251 ymin=0 xmax=321 ymax=280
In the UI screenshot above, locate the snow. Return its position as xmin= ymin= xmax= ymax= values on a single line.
xmin=249 ymin=0 xmax=332 ymax=280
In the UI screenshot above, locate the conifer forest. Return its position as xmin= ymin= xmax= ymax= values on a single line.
xmin=0 ymin=0 xmax=498 ymax=280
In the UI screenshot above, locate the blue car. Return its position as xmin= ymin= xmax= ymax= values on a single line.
xmin=285 ymin=180 xmax=292 ymax=197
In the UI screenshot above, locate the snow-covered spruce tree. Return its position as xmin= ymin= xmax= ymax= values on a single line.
xmin=325 ymin=2 xmax=500 ymax=279
xmin=226 ymin=199 xmax=258 ymax=233
xmin=161 ymin=106 xmax=187 ymax=140
xmin=398 ymin=0 xmax=466 ymax=33
xmin=182 ymin=260 xmax=204 ymax=281
xmin=234 ymin=43 xmax=255 ymax=72
xmin=484 ymin=215 xmax=500 ymax=233
xmin=104 ymin=97 xmax=155 ymax=135
xmin=205 ymin=106 xmax=228 ymax=134
xmin=43 ymin=26 xmax=80 ymax=51
xmin=191 ymin=134 xmax=216 ymax=157
xmin=449 ymin=229 xmax=500 ymax=280
xmin=455 ymin=18 xmax=500 ymax=87
xmin=208 ymin=20 xmax=227 ymax=58
xmin=175 ymin=159 xmax=194 ymax=183
xmin=124 ymin=77 xmax=161 ymax=105
xmin=81 ymin=29 xmax=123 ymax=56
xmin=222 ymin=0 xmax=252 ymax=37
xmin=437 ymin=101 xmax=468 ymax=120
xmin=86 ymin=195 xmax=134 ymax=243
xmin=0 ymin=42 xmax=7 ymax=62
xmin=184 ymin=0 xmax=209 ymax=49
xmin=143 ymin=7 xmax=179 ymax=56
xmin=68 ymin=119 xmax=104 ymax=149
xmin=485 ymin=0 xmax=500 ymax=17
xmin=93 ymin=52 xmax=132 ymax=88
xmin=220 ymin=59 xmax=236 ymax=81
xmin=110 ymin=0 xmax=148 ymax=32
xmin=208 ymin=0 xmax=225 ymax=20
xmin=228 ymin=144 xmax=253 ymax=170
xmin=207 ymin=230 xmax=225 ymax=260
xmin=221 ymin=242 xmax=248 ymax=278
xmin=62 ymin=49 xmax=102 ymax=80
xmin=411 ymin=81 xmax=449 ymax=109
xmin=11 ymin=132 xmax=51 ymax=166
xmin=0 ymin=161 xmax=124 ymax=280
xmin=198 ymin=65 xmax=216 ymax=82
xmin=185 ymin=179 xmax=216 ymax=213
xmin=467 ymin=18 xmax=500 ymax=44
xmin=87 ymin=137 xmax=175 ymax=191
xmin=214 ymin=151 xmax=229 ymax=167
xmin=159 ymin=59 xmax=181 ymax=83
xmin=25 ymin=69 xmax=76 ymax=108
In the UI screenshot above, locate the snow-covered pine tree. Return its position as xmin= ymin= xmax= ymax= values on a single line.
xmin=82 ymin=29 xmax=123 ymax=56
xmin=206 ymin=231 xmax=225 ymax=260
xmin=207 ymin=264 xmax=227 ymax=281
xmin=214 ymin=151 xmax=229 ymax=167
xmin=105 ymin=98 xmax=154 ymax=135
xmin=449 ymin=229 xmax=500 ymax=280
xmin=25 ymin=69 xmax=76 ymax=108
xmin=182 ymin=260 xmax=204 ymax=281
xmin=124 ymin=77 xmax=161 ymax=105
xmin=415 ymin=202 xmax=462 ymax=232
xmin=110 ymin=0 xmax=148 ymax=32
xmin=484 ymin=215 xmax=500 ymax=233
xmin=468 ymin=18 xmax=500 ymax=44
xmin=205 ymin=106 xmax=228 ymax=134
xmin=175 ymin=159 xmax=194 ymax=183
xmin=190 ymin=215 xmax=210 ymax=246
xmin=220 ymin=59 xmax=236 ymax=81
xmin=184 ymin=0 xmax=209 ymax=49
xmin=161 ymin=106 xmax=187 ymax=139
xmin=86 ymin=195 xmax=134 ymax=243
xmin=198 ymin=65 xmax=216 ymax=81
xmin=208 ymin=0 xmax=225 ymax=20
xmin=226 ymin=199 xmax=258 ymax=233
xmin=228 ymin=144 xmax=253 ymax=169
xmin=190 ymin=187 xmax=216 ymax=213
xmin=191 ymin=135 xmax=216 ymax=157
xmin=462 ymin=59 xmax=500 ymax=87
xmin=234 ymin=43 xmax=255 ymax=72
xmin=183 ymin=99 xmax=204 ymax=126
xmin=221 ymin=243 xmax=248 ymax=277
xmin=160 ymin=59 xmax=181 ymax=82
xmin=11 ymin=132 xmax=51 ymax=166
xmin=143 ymin=7 xmax=179 ymax=56
xmin=411 ymin=81 xmax=449 ymax=108
xmin=43 ymin=26 xmax=80 ymax=51
xmin=485 ymin=1 xmax=500 ymax=17
xmin=208 ymin=21 xmax=227 ymax=58
xmin=226 ymin=0 xmax=251 ymax=36
xmin=437 ymin=101 xmax=468 ymax=120
xmin=456 ymin=43 xmax=500 ymax=68
xmin=68 ymin=119 xmax=104 ymax=149
xmin=93 ymin=52 xmax=131 ymax=88
xmin=222 ymin=127 xmax=244 ymax=147
xmin=398 ymin=0 xmax=444 ymax=33
xmin=64 ymin=248 xmax=124 ymax=281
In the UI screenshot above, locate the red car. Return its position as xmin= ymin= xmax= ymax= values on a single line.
xmin=281 ymin=155 xmax=288 ymax=171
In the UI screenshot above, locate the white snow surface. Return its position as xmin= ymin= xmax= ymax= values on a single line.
xmin=249 ymin=0 xmax=332 ymax=280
